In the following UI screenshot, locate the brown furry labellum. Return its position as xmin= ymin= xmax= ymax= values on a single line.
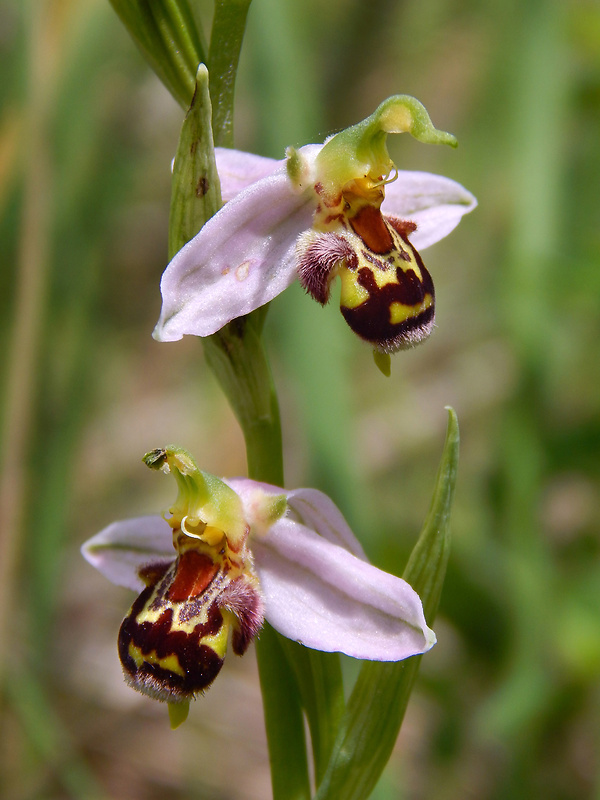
xmin=297 ymin=208 xmax=435 ymax=353
xmin=118 ymin=544 xmax=264 ymax=703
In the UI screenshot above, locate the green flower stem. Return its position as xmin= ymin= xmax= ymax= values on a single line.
xmin=315 ymin=408 xmax=459 ymax=800
xmin=208 ymin=0 xmax=253 ymax=148
xmin=204 ymin=317 xmax=349 ymax=794
xmin=202 ymin=319 xmax=283 ymax=486
xmin=255 ymin=625 xmax=311 ymax=800
xmin=203 ymin=324 xmax=313 ymax=800
xmin=163 ymin=9 xmax=346 ymax=792
xmin=204 ymin=6 xmax=347 ymax=789
xmin=109 ymin=0 xmax=206 ymax=108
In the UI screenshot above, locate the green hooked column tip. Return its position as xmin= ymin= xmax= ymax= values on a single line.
xmin=314 ymin=95 xmax=458 ymax=195
xmin=142 ymin=445 xmax=247 ymax=547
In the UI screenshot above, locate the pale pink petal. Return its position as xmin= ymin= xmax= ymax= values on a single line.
xmin=252 ymin=518 xmax=435 ymax=660
xmin=383 ymin=171 xmax=477 ymax=250
xmin=81 ymin=516 xmax=174 ymax=592
xmin=154 ymin=168 xmax=314 ymax=341
xmin=225 ymin=479 xmax=367 ymax=560
xmin=215 ymin=148 xmax=279 ymax=202
xmin=285 ymin=487 xmax=368 ymax=560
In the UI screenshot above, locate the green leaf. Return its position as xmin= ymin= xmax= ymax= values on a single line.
xmin=109 ymin=0 xmax=206 ymax=108
xmin=281 ymin=639 xmax=345 ymax=785
xmin=208 ymin=0 xmax=253 ymax=147
xmin=315 ymin=408 xmax=459 ymax=800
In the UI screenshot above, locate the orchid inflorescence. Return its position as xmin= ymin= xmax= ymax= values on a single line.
xmin=82 ymin=93 xmax=474 ymax=728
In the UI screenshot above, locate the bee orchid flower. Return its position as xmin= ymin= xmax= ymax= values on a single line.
xmin=82 ymin=446 xmax=435 ymax=715
xmin=154 ymin=95 xmax=476 ymax=355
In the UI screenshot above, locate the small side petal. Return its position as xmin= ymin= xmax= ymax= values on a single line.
xmin=285 ymin=487 xmax=368 ymax=560
xmin=252 ymin=518 xmax=435 ymax=661
xmin=154 ymin=169 xmax=315 ymax=341
xmin=81 ymin=516 xmax=174 ymax=592
xmin=383 ymin=171 xmax=477 ymax=250
xmin=225 ymin=479 xmax=368 ymax=561
xmin=215 ymin=148 xmax=279 ymax=202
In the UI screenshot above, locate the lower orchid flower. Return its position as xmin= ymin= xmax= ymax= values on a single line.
xmin=154 ymin=95 xmax=476 ymax=358
xmin=82 ymin=446 xmax=435 ymax=722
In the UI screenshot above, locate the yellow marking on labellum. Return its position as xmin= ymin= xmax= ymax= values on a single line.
xmin=339 ymin=267 xmax=369 ymax=308
xmin=128 ymin=641 xmax=186 ymax=676
xmin=200 ymin=616 xmax=230 ymax=655
xmin=389 ymin=294 xmax=433 ymax=325
xmin=201 ymin=525 xmax=227 ymax=547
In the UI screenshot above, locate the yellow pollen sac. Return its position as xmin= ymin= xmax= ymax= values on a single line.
xmin=200 ymin=525 xmax=226 ymax=547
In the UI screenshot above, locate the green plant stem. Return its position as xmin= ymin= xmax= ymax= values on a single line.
xmin=164 ymin=5 xmax=341 ymax=791
xmin=208 ymin=0 xmax=252 ymax=148
xmin=202 ymin=319 xmax=283 ymax=486
xmin=200 ymin=4 xmax=315 ymax=794
xmin=255 ymin=625 xmax=311 ymax=800
xmin=203 ymin=323 xmax=312 ymax=800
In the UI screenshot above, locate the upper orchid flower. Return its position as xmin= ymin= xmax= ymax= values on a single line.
xmin=82 ymin=446 xmax=435 ymax=721
xmin=154 ymin=95 xmax=476 ymax=356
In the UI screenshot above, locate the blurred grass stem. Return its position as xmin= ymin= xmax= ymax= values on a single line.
xmin=0 ymin=0 xmax=57 ymax=690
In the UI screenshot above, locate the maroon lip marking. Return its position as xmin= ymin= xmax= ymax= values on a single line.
xmin=386 ymin=216 xmax=417 ymax=238
xmin=118 ymin=582 xmax=226 ymax=700
xmin=138 ymin=561 xmax=171 ymax=588
xmin=340 ymin=240 xmax=435 ymax=351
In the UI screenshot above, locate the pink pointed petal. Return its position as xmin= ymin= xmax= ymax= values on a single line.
xmin=154 ymin=169 xmax=315 ymax=341
xmin=215 ymin=148 xmax=279 ymax=202
xmin=383 ymin=170 xmax=477 ymax=250
xmin=252 ymin=518 xmax=436 ymax=660
xmin=81 ymin=516 xmax=174 ymax=592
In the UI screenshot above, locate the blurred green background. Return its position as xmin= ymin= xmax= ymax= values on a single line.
xmin=1 ymin=0 xmax=600 ymax=798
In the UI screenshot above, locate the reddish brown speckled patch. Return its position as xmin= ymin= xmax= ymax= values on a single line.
xmin=349 ymin=206 xmax=394 ymax=254
xmin=167 ymin=550 xmax=219 ymax=602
